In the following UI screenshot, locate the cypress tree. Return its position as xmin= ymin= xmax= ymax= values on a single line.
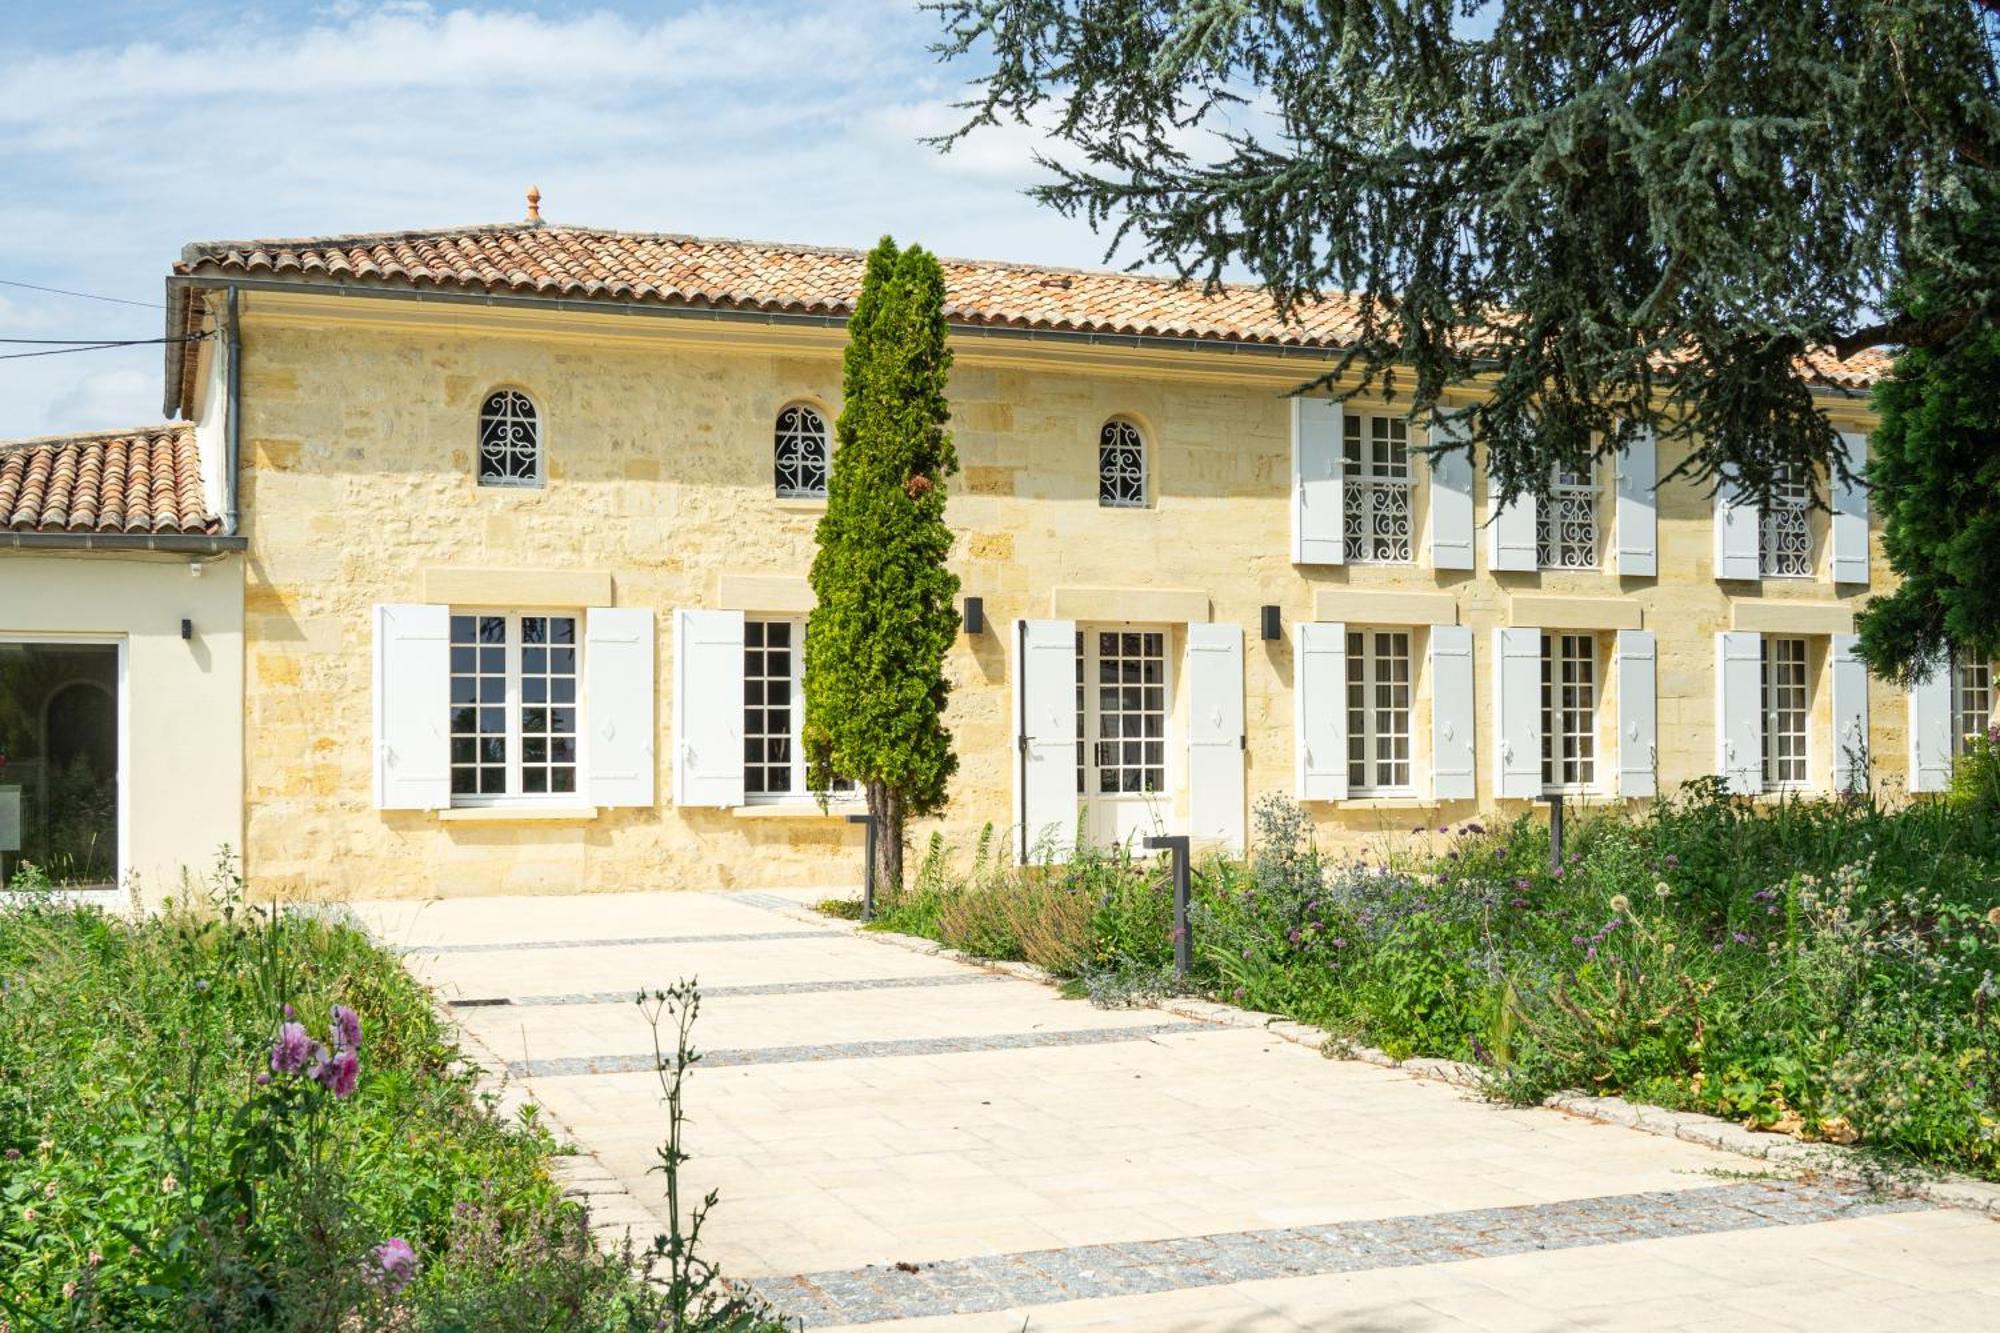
xmin=804 ymin=237 xmax=961 ymax=893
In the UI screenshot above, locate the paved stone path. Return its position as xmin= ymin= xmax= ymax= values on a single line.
xmin=355 ymin=889 xmax=2000 ymax=1331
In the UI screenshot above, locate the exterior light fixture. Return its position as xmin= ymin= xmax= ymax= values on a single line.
xmin=963 ymin=597 xmax=984 ymax=635
xmin=1260 ymin=605 xmax=1282 ymax=641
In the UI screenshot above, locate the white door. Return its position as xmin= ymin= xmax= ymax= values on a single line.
xmin=1079 ymin=625 xmax=1172 ymax=848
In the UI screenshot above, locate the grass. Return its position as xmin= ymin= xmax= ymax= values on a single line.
xmin=0 ymin=859 xmax=786 ymax=1331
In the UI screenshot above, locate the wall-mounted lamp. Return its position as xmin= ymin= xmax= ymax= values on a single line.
xmin=962 ymin=596 xmax=984 ymax=636
xmin=1260 ymin=605 xmax=1282 ymax=641
xmin=181 ymin=618 xmax=194 ymax=641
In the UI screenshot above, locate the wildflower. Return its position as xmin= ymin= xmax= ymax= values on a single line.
xmin=42 ymin=1181 xmax=56 ymax=1199
xmin=332 ymin=1004 xmax=363 ymax=1052
xmin=1332 ymin=937 xmax=1347 ymax=949
xmin=315 ymin=1049 xmax=361 ymax=1098
xmin=255 ymin=1072 xmax=271 ymax=1086
xmin=271 ymin=1022 xmax=313 ymax=1075
xmin=1609 ymin=894 xmax=1631 ymax=914
xmin=1553 ymin=867 xmax=1565 ymax=880
xmin=1466 ymin=822 xmax=1486 ymax=835
xmin=1663 ymin=942 xmax=1676 ymax=955
xmin=1286 ymin=929 xmax=1302 ymax=945
xmin=283 ymin=1003 xmax=295 ymax=1020
xmin=159 ymin=1174 xmax=177 ymax=1195
xmin=1664 ymin=854 xmax=1680 ymax=870
xmin=1986 ymin=907 xmax=2000 ymax=929
xmin=1 ymin=1149 xmax=16 ymax=1161
xmin=62 ymin=1283 xmax=75 ymax=1301
xmin=370 ymin=1237 xmax=418 ymax=1296
xmin=23 ymin=1208 xmax=36 ymax=1223
xmin=87 ymin=1251 xmax=101 ymax=1268
xmin=1654 ymin=881 xmax=1671 ymax=898
xmin=1732 ymin=932 xmax=1753 ymax=946
xmin=1233 ymin=986 xmax=1247 ymax=1001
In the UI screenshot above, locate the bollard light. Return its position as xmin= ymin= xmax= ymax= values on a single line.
xmin=1143 ymin=834 xmax=1193 ymax=979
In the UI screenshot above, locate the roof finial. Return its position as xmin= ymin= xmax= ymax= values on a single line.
xmin=525 ymin=185 xmax=542 ymax=224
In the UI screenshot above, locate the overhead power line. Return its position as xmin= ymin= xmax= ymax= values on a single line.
xmin=0 ymin=277 xmax=165 ymax=310
xmin=0 ymin=333 xmax=208 ymax=363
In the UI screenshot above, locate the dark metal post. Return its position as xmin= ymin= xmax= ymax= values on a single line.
xmin=1143 ymin=834 xmax=1192 ymax=979
xmin=846 ymin=813 xmax=878 ymax=922
xmin=1543 ymin=793 xmax=1565 ymax=874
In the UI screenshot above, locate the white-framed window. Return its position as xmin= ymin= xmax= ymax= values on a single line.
xmin=478 ymin=388 xmax=542 ymax=487
xmin=1956 ymin=658 xmax=1993 ymax=754
xmin=1762 ymin=635 xmax=1811 ymax=788
xmin=1761 ymin=470 xmax=1814 ymax=578
xmin=1540 ymin=632 xmax=1598 ymax=790
xmin=1346 ymin=628 xmax=1413 ymax=793
xmin=774 ymin=403 xmax=831 ymax=499
xmin=449 ymin=612 xmax=579 ymax=800
xmin=1537 ymin=465 xmax=1600 ymax=569
xmin=1098 ymin=418 xmax=1148 ymax=508
xmin=1081 ymin=629 xmax=1167 ymax=794
xmin=743 ymin=617 xmax=855 ymax=801
xmin=1343 ymin=413 xmax=1413 ymax=562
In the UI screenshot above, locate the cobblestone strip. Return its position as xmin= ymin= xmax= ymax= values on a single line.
xmin=721 ymin=891 xmax=815 ymax=913
xmin=753 ymin=1179 xmax=1928 ymax=1327
xmin=399 ymin=929 xmax=830 ymax=955
xmin=464 ymin=974 xmax=1006 ymax=1008
xmin=508 ymin=1021 xmax=1211 ymax=1079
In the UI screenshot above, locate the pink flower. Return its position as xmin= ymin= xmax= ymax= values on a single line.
xmin=371 ymin=1237 xmax=417 ymax=1295
xmin=331 ymin=1005 xmax=362 ymax=1052
xmin=270 ymin=1023 xmax=313 ymax=1074
xmin=317 ymin=1049 xmax=360 ymax=1098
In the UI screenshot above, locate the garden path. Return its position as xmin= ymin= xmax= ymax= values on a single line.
xmin=354 ymin=889 xmax=2000 ymax=1331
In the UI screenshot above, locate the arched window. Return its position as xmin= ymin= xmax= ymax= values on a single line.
xmin=775 ymin=403 xmax=831 ymax=498
xmin=478 ymin=388 xmax=541 ymax=487
xmin=1098 ymin=418 xmax=1148 ymax=508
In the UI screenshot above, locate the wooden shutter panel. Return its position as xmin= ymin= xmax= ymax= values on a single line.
xmin=1186 ymin=623 xmax=1246 ymax=855
xmin=1908 ymin=664 xmax=1955 ymax=794
xmin=1714 ymin=475 xmax=1762 ymax=581
xmin=1294 ymin=621 xmax=1348 ymax=801
xmin=1616 ymin=629 xmax=1657 ymax=798
xmin=1493 ymin=627 xmax=1543 ymax=797
xmin=1291 ymin=396 xmax=1345 ymax=565
xmin=1487 ymin=474 xmax=1538 ymax=572
xmin=584 ymin=608 xmax=655 ymax=808
xmin=1015 ymin=619 xmax=1078 ymax=861
xmin=1716 ymin=631 xmax=1764 ymax=794
xmin=671 ymin=608 xmax=744 ymax=808
xmin=1429 ymin=625 xmax=1476 ymax=801
xmin=1831 ymin=633 xmax=1869 ymax=793
xmin=1831 ymin=431 xmax=1870 ymax=586
xmin=1427 ymin=417 xmax=1475 ymax=570
xmin=373 ymin=603 xmax=451 ymax=811
xmin=1616 ymin=429 xmax=1658 ymax=577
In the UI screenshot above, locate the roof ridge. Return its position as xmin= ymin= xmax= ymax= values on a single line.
xmin=0 ymin=424 xmax=188 ymax=455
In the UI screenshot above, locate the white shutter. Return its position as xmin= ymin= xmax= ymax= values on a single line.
xmin=1429 ymin=625 xmax=1476 ymax=800
xmin=671 ymin=608 xmax=744 ymax=808
xmin=1831 ymin=431 xmax=1870 ymax=586
xmin=1295 ymin=621 xmax=1348 ymax=801
xmin=1830 ymin=633 xmax=1870 ymax=793
xmin=1616 ymin=429 xmax=1658 ymax=577
xmin=1493 ymin=627 xmax=1543 ymax=798
xmin=1616 ymin=629 xmax=1657 ymax=799
xmin=1427 ymin=416 xmax=1475 ymax=570
xmin=1186 ymin=623 xmax=1246 ymax=854
xmin=1291 ymin=396 xmax=1345 ymax=565
xmin=1015 ymin=619 xmax=1078 ymax=861
xmin=1714 ymin=474 xmax=1761 ymax=581
xmin=1487 ymin=474 xmax=1538 ymax=572
xmin=584 ymin=608 xmax=655 ymax=808
xmin=1909 ymin=664 xmax=1955 ymax=794
xmin=1716 ymin=631 xmax=1764 ymax=794
xmin=373 ymin=603 xmax=451 ymax=811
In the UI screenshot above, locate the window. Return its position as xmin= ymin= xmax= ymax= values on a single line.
xmin=1762 ymin=636 xmax=1810 ymax=788
xmin=1343 ymin=413 xmax=1413 ymax=562
xmin=449 ymin=613 xmax=578 ymax=799
xmin=1957 ymin=658 xmax=1993 ymax=754
xmin=775 ymin=404 xmax=831 ymax=499
xmin=1098 ymin=419 xmax=1148 ymax=508
xmin=0 ymin=641 xmax=120 ymax=888
xmin=743 ymin=618 xmax=855 ymax=800
xmin=1761 ymin=470 xmax=1813 ymax=578
xmin=1085 ymin=630 xmax=1166 ymax=794
xmin=1540 ymin=632 xmax=1598 ymax=789
xmin=478 ymin=388 xmax=541 ymax=487
xmin=1537 ymin=465 xmax=1599 ymax=569
xmin=1346 ymin=629 xmax=1413 ymax=792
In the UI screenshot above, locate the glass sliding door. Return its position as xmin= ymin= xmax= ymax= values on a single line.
xmin=0 ymin=641 xmax=120 ymax=888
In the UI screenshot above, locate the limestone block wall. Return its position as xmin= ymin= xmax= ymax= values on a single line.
xmin=231 ymin=292 xmax=1893 ymax=899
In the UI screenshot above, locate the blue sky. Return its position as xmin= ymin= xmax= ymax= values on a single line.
xmin=0 ymin=1 xmax=1147 ymax=437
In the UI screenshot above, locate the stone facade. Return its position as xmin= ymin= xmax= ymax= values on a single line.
xmin=227 ymin=288 xmax=1892 ymax=900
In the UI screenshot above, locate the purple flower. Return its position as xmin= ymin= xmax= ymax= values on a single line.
xmin=1664 ymin=854 xmax=1680 ymax=870
xmin=1331 ymin=937 xmax=1347 ymax=949
xmin=371 ymin=1237 xmax=417 ymax=1295
xmin=1287 ymin=929 xmax=1302 ymax=945
xmin=317 ymin=1049 xmax=360 ymax=1098
xmin=1552 ymin=867 xmax=1566 ymax=880
xmin=332 ymin=1004 xmax=362 ymax=1052
xmin=1465 ymin=822 xmax=1486 ymax=835
xmin=1437 ymin=826 xmax=1450 ymax=835
xmin=1732 ymin=931 xmax=1753 ymax=946
xmin=282 ymin=1003 xmax=295 ymax=1020
xmin=270 ymin=1022 xmax=312 ymax=1075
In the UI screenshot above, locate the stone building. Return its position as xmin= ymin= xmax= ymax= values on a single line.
xmin=5 ymin=204 xmax=1991 ymax=898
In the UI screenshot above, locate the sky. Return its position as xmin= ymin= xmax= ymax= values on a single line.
xmin=0 ymin=1 xmax=1158 ymax=439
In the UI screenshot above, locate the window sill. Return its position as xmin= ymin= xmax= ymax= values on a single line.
xmin=1334 ymin=795 xmax=1436 ymax=810
xmin=732 ymin=801 xmax=864 ymax=820
xmin=437 ymin=805 xmax=599 ymax=825
xmin=773 ymin=496 xmax=828 ymax=512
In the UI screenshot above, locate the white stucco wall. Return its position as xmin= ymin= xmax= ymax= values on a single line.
xmin=0 ymin=550 xmax=244 ymax=900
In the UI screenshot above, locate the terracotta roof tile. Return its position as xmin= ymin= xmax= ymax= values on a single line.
xmin=172 ymin=221 xmax=1892 ymax=390
xmin=0 ymin=425 xmax=216 ymax=536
